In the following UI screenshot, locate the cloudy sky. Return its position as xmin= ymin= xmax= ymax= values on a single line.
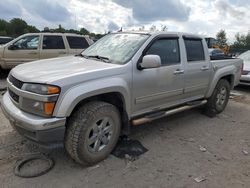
xmin=0 ymin=0 xmax=249 ymax=42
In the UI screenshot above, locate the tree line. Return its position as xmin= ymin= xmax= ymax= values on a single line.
xmin=216 ymin=29 xmax=250 ymax=53
xmin=0 ymin=18 xmax=249 ymax=52
xmin=0 ymin=18 xmax=104 ymax=39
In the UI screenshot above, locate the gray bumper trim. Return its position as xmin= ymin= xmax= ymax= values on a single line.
xmin=1 ymin=92 xmax=66 ymax=131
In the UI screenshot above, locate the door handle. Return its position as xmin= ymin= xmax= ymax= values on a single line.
xmin=174 ymin=69 xmax=184 ymax=75
xmin=201 ymin=66 xmax=209 ymax=71
xmin=59 ymin=51 xmax=66 ymax=54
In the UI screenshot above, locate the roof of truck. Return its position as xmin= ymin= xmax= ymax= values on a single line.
xmin=114 ymin=31 xmax=204 ymax=38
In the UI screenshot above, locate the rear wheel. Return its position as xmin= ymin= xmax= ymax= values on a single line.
xmin=203 ymin=79 xmax=230 ymax=117
xmin=65 ymin=101 xmax=121 ymax=166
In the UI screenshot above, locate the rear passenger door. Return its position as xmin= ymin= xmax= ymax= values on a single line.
xmin=183 ymin=36 xmax=211 ymax=99
xmin=66 ymin=36 xmax=90 ymax=55
xmin=40 ymin=35 xmax=68 ymax=59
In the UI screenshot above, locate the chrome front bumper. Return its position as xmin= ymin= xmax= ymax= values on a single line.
xmin=1 ymin=92 xmax=66 ymax=144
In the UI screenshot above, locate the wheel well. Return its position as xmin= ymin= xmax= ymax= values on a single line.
xmin=220 ymin=75 xmax=234 ymax=89
xmin=70 ymin=92 xmax=130 ymax=135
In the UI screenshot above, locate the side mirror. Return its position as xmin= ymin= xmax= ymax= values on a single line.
xmin=139 ymin=55 xmax=161 ymax=69
xmin=8 ymin=44 xmax=18 ymax=50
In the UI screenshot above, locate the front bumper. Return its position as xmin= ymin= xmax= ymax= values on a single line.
xmin=1 ymin=92 xmax=66 ymax=145
xmin=240 ymin=75 xmax=250 ymax=86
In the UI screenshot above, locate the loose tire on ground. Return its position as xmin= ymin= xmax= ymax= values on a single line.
xmin=65 ymin=101 xmax=121 ymax=166
xmin=203 ymin=79 xmax=230 ymax=117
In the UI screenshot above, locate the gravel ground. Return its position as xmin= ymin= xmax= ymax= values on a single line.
xmin=0 ymin=76 xmax=250 ymax=188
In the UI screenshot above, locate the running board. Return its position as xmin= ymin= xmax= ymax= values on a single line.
xmin=132 ymin=100 xmax=207 ymax=126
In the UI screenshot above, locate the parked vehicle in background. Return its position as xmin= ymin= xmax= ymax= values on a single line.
xmin=208 ymin=48 xmax=225 ymax=59
xmin=1 ymin=31 xmax=243 ymax=166
xmin=0 ymin=33 xmax=93 ymax=69
xmin=238 ymin=50 xmax=250 ymax=85
xmin=0 ymin=36 xmax=13 ymax=45
xmin=205 ymin=37 xmax=230 ymax=56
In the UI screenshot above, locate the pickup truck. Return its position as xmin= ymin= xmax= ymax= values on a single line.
xmin=1 ymin=31 xmax=243 ymax=166
xmin=0 ymin=33 xmax=93 ymax=69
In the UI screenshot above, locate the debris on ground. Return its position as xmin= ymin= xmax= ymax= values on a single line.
xmin=199 ymin=146 xmax=207 ymax=152
xmin=242 ymin=150 xmax=248 ymax=155
xmin=179 ymin=137 xmax=195 ymax=143
xmin=87 ymin=164 xmax=100 ymax=171
xmin=230 ymin=92 xmax=243 ymax=97
xmin=14 ymin=154 xmax=54 ymax=178
xmin=194 ymin=175 xmax=206 ymax=183
xmin=112 ymin=136 xmax=148 ymax=159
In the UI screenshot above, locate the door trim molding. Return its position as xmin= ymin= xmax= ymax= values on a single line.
xmin=135 ymin=89 xmax=183 ymax=104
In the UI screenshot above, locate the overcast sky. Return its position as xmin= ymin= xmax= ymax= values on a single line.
xmin=0 ymin=0 xmax=249 ymax=42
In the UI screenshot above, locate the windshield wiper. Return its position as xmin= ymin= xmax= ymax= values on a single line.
xmin=77 ymin=54 xmax=111 ymax=63
xmin=86 ymin=55 xmax=110 ymax=63
xmin=75 ymin=53 xmax=89 ymax=58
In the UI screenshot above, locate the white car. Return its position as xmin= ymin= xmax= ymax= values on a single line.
xmin=238 ymin=50 xmax=250 ymax=86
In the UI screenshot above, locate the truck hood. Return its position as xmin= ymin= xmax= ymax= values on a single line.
xmin=11 ymin=56 xmax=125 ymax=84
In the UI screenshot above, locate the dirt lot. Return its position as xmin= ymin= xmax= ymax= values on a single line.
xmin=0 ymin=74 xmax=250 ymax=187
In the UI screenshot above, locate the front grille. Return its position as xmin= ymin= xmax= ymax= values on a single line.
xmin=242 ymin=70 xmax=250 ymax=75
xmin=9 ymin=89 xmax=19 ymax=103
xmin=8 ymin=74 xmax=23 ymax=89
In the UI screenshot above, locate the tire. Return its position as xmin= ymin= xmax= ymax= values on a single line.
xmin=203 ymin=79 xmax=230 ymax=117
xmin=65 ymin=101 xmax=121 ymax=166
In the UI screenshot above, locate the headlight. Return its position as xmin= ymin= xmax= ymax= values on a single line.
xmin=22 ymin=98 xmax=56 ymax=116
xmin=21 ymin=84 xmax=60 ymax=117
xmin=22 ymin=83 xmax=60 ymax=95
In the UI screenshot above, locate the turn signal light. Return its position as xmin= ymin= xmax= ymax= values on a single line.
xmin=48 ymin=86 xmax=60 ymax=94
xmin=44 ymin=102 xmax=56 ymax=115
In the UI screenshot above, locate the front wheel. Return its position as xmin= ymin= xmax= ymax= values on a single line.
xmin=65 ymin=101 xmax=121 ymax=166
xmin=203 ymin=79 xmax=230 ymax=117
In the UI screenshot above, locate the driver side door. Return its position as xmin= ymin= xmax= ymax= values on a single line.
xmin=3 ymin=35 xmax=40 ymax=68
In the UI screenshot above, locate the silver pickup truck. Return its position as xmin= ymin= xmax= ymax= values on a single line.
xmin=1 ymin=31 xmax=243 ymax=166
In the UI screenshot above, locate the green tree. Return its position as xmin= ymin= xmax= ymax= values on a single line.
xmin=80 ymin=27 xmax=90 ymax=35
xmin=50 ymin=24 xmax=66 ymax=33
xmin=9 ymin=18 xmax=28 ymax=37
xmin=216 ymin=29 xmax=228 ymax=47
xmin=26 ymin=25 xmax=39 ymax=33
xmin=232 ymin=32 xmax=250 ymax=50
xmin=0 ymin=19 xmax=10 ymax=36
xmin=0 ymin=30 xmax=7 ymax=36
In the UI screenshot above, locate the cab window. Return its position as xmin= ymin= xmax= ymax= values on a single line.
xmin=184 ymin=39 xmax=205 ymax=62
xmin=146 ymin=38 xmax=180 ymax=66
xmin=13 ymin=35 xmax=39 ymax=50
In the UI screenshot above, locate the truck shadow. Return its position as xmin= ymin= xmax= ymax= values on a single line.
xmin=234 ymin=85 xmax=250 ymax=93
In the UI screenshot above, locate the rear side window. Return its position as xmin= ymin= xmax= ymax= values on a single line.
xmin=66 ymin=36 xmax=89 ymax=49
xmin=43 ymin=35 xmax=65 ymax=49
xmin=184 ymin=39 xmax=205 ymax=62
xmin=146 ymin=38 xmax=180 ymax=65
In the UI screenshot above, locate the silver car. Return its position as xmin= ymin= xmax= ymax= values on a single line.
xmin=238 ymin=50 xmax=250 ymax=85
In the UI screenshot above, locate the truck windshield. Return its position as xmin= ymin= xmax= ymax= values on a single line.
xmin=81 ymin=33 xmax=149 ymax=64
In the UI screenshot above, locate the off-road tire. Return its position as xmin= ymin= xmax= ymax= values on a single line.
xmin=65 ymin=101 xmax=121 ymax=166
xmin=203 ymin=79 xmax=230 ymax=117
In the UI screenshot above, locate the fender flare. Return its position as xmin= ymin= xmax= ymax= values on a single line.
xmin=54 ymin=77 xmax=131 ymax=117
xmin=205 ymin=65 xmax=236 ymax=98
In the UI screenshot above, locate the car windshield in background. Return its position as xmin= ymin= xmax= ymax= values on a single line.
xmin=82 ymin=33 xmax=149 ymax=64
xmin=238 ymin=51 xmax=250 ymax=61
